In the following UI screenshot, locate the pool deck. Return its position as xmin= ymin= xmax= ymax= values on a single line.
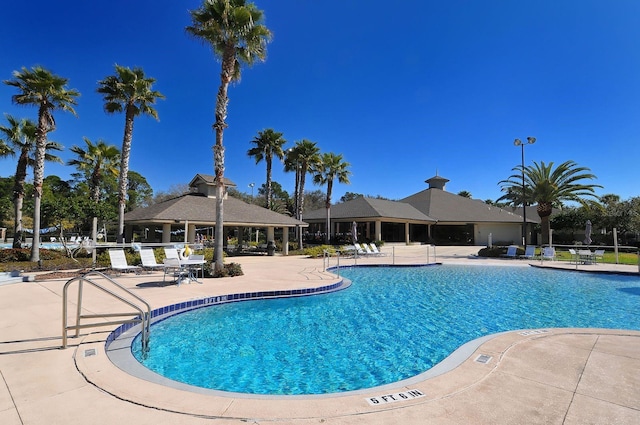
xmin=1 ymin=245 xmax=639 ymax=424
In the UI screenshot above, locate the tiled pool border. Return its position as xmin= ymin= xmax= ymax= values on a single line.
xmin=105 ymin=277 xmax=351 ymax=349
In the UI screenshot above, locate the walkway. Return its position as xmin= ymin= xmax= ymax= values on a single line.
xmin=0 ymin=246 xmax=638 ymax=424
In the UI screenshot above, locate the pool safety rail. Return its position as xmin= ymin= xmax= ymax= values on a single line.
xmin=323 ymin=244 xmax=438 ymax=272
xmin=62 ymin=270 xmax=151 ymax=351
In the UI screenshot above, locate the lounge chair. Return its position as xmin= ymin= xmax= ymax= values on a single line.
xmin=500 ymin=245 xmax=518 ymax=259
xmin=541 ymin=247 xmax=556 ymax=261
xmin=362 ymin=243 xmax=375 ymax=255
xmin=353 ymin=243 xmax=371 ymax=256
xmin=108 ymin=249 xmax=141 ymax=274
xmin=140 ymin=248 xmax=164 ymax=272
xmin=369 ymin=243 xmax=386 ymax=256
xmin=520 ymin=245 xmax=536 ymax=260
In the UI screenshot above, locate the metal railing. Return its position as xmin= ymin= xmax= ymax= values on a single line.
xmin=62 ymin=270 xmax=151 ymax=351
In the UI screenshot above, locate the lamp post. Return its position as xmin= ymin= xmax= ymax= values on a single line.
xmin=248 ymin=183 xmax=255 ymax=201
xmin=513 ymin=137 xmax=536 ymax=246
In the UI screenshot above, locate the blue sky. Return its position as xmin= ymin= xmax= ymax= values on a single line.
xmin=1 ymin=0 xmax=639 ymax=204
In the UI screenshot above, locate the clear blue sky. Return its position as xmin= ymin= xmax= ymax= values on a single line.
xmin=1 ymin=0 xmax=639 ymax=204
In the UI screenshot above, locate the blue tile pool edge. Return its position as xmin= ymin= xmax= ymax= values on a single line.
xmin=105 ymin=277 xmax=352 ymax=350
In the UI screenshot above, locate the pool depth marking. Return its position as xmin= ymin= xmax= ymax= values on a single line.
xmin=366 ymin=389 xmax=426 ymax=405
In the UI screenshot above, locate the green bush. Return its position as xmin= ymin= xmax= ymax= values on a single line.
xmin=205 ymin=262 xmax=244 ymax=278
xmin=303 ymin=245 xmax=337 ymax=258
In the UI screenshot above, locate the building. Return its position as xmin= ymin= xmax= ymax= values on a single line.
xmin=304 ymin=175 xmax=533 ymax=245
xmin=124 ymin=174 xmax=306 ymax=254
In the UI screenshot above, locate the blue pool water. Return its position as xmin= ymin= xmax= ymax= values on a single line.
xmin=132 ymin=265 xmax=640 ymax=395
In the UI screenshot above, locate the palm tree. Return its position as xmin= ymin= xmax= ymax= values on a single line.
xmin=3 ymin=66 xmax=78 ymax=261
xmin=1 ymin=115 xmax=37 ymax=248
xmin=284 ymin=139 xmax=321 ymax=249
xmin=312 ymin=152 xmax=351 ymax=244
xmin=187 ymin=0 xmax=271 ymax=271
xmin=247 ymin=129 xmax=286 ymax=209
xmin=97 ymin=65 xmax=164 ymax=243
xmin=499 ymin=160 xmax=601 ymax=245
xmin=68 ymin=137 xmax=120 ymax=203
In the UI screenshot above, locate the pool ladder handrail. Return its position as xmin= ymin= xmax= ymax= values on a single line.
xmin=62 ymin=270 xmax=151 ymax=351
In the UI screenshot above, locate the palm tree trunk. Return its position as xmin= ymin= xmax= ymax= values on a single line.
xmin=212 ymin=50 xmax=233 ymax=272
xmin=30 ymin=110 xmax=48 ymax=262
xmin=537 ymin=202 xmax=553 ymax=245
xmin=117 ymin=107 xmax=135 ymax=243
xmin=298 ymin=166 xmax=308 ymax=249
xmin=12 ymin=154 xmax=27 ymax=249
xmin=266 ymin=156 xmax=272 ymax=209
xmin=13 ymin=195 xmax=23 ymax=249
xmin=325 ymin=179 xmax=333 ymax=244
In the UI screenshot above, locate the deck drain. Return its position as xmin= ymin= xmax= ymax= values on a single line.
xmin=475 ymin=354 xmax=492 ymax=364
xmin=84 ymin=348 xmax=97 ymax=357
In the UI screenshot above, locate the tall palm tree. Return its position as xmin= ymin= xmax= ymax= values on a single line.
xmin=3 ymin=66 xmax=78 ymax=261
xmin=247 ymin=128 xmax=286 ymax=209
xmin=499 ymin=160 xmax=601 ymax=245
xmin=68 ymin=137 xmax=120 ymax=203
xmin=284 ymin=139 xmax=321 ymax=249
xmin=97 ymin=65 xmax=164 ymax=243
xmin=312 ymin=152 xmax=351 ymax=244
xmin=187 ymin=0 xmax=271 ymax=271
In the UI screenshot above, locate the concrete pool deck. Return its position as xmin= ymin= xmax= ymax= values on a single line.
xmin=1 ymin=245 xmax=639 ymax=424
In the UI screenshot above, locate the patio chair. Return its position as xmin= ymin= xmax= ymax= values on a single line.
xmin=163 ymin=258 xmax=186 ymax=284
xmin=164 ymin=247 xmax=180 ymax=260
xmin=500 ymin=245 xmax=518 ymax=259
xmin=140 ymin=248 xmax=164 ymax=273
xmin=568 ymin=248 xmax=579 ymax=264
xmin=592 ymin=249 xmax=605 ymax=264
xmin=108 ymin=249 xmax=141 ymax=274
xmin=578 ymin=249 xmax=594 ymax=264
xmin=520 ymin=245 xmax=536 ymax=260
xmin=541 ymin=247 xmax=556 ymax=261
xmin=369 ymin=243 xmax=386 ymax=256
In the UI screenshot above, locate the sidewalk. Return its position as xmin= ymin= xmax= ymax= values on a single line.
xmin=0 ymin=247 xmax=638 ymax=424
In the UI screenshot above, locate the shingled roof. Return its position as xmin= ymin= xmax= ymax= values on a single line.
xmin=401 ymin=188 xmax=531 ymax=223
xmin=304 ymin=197 xmax=436 ymax=222
xmin=124 ymin=193 xmax=306 ymax=228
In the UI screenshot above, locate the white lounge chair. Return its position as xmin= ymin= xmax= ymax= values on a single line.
xmin=520 ymin=245 xmax=536 ymax=260
xmin=140 ymin=248 xmax=164 ymax=272
xmin=108 ymin=249 xmax=141 ymax=274
xmin=501 ymin=245 xmax=518 ymax=259
xmin=369 ymin=243 xmax=386 ymax=256
xmin=362 ymin=243 xmax=375 ymax=255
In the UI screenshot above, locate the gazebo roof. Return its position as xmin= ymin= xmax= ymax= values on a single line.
xmin=124 ymin=193 xmax=306 ymax=228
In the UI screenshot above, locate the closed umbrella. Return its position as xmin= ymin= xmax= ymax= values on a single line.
xmin=583 ymin=220 xmax=592 ymax=246
xmin=351 ymin=221 xmax=358 ymax=244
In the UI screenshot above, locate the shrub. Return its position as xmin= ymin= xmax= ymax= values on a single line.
xmin=205 ymin=262 xmax=244 ymax=278
xmin=477 ymin=246 xmax=523 ymax=257
xmin=303 ymin=245 xmax=337 ymax=258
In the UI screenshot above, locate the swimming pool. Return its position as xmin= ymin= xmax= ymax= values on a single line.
xmin=130 ymin=265 xmax=640 ymax=395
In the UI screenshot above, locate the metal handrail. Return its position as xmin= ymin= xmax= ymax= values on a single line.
xmin=62 ymin=270 xmax=151 ymax=351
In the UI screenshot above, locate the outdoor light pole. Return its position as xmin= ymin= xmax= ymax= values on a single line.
xmin=248 ymin=183 xmax=255 ymax=201
xmin=514 ymin=137 xmax=536 ymax=246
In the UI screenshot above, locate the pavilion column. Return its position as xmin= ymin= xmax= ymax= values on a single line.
xmin=267 ymin=226 xmax=275 ymax=242
xmin=405 ymin=222 xmax=410 ymax=244
xmin=146 ymin=225 xmax=157 ymax=242
xmin=238 ymin=226 xmax=245 ymax=250
xmin=162 ymin=223 xmax=171 ymax=244
xmin=186 ymin=223 xmax=196 ymax=243
xmin=124 ymin=225 xmax=133 ymax=243
xmin=283 ymin=227 xmax=289 ymax=255
xmin=375 ymin=221 xmax=382 ymax=242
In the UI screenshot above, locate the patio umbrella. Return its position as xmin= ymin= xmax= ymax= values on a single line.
xmin=351 ymin=221 xmax=358 ymax=244
xmin=583 ymin=220 xmax=592 ymax=245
